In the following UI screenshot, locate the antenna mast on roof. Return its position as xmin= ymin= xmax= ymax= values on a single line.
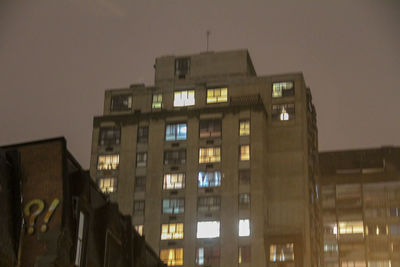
xmin=206 ymin=30 xmax=211 ymax=51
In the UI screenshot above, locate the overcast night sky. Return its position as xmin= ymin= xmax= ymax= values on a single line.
xmin=0 ymin=0 xmax=399 ymax=168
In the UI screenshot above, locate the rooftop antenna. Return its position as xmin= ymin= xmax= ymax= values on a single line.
xmin=206 ymin=30 xmax=211 ymax=51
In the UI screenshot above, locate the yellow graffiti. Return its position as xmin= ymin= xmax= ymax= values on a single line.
xmin=24 ymin=198 xmax=60 ymax=235
xmin=40 ymin=198 xmax=60 ymax=232
xmin=24 ymin=199 xmax=45 ymax=235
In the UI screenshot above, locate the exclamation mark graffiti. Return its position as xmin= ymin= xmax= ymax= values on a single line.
xmin=40 ymin=198 xmax=60 ymax=232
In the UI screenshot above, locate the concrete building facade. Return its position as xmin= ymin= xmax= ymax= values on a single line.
xmin=320 ymin=147 xmax=400 ymax=267
xmin=90 ymin=50 xmax=322 ymax=267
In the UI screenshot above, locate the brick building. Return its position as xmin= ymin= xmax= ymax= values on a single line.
xmin=0 ymin=137 xmax=166 ymax=267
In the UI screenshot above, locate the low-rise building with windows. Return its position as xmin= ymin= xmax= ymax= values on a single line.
xmin=90 ymin=50 xmax=321 ymax=267
xmin=319 ymin=147 xmax=400 ymax=267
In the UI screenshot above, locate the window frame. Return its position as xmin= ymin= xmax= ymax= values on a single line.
xmin=133 ymin=200 xmax=145 ymax=216
xmin=239 ymin=120 xmax=250 ymax=136
xmin=97 ymin=154 xmax=120 ymax=170
xmin=239 ymin=219 xmax=251 ymax=237
xmin=199 ymin=119 xmax=222 ymax=139
xmin=239 ymin=145 xmax=250 ymax=161
xmin=97 ymin=177 xmax=117 ymax=194
xmin=136 ymin=152 xmax=147 ymax=167
xmin=134 ymin=176 xmax=146 ymax=192
xmin=165 ymin=123 xmax=187 ymax=141
xmin=197 ymin=196 xmax=221 ymax=213
xmin=175 ymin=57 xmax=190 ymax=78
xmin=206 ymin=87 xmax=228 ymax=104
xmin=272 ymin=81 xmax=295 ymax=98
xmin=137 ymin=126 xmax=149 ymax=144
xmin=110 ymin=94 xmax=132 ymax=112
xmin=198 ymin=171 xmax=222 ymax=188
xmin=173 ymin=90 xmax=195 ymax=107
xmin=98 ymin=127 xmax=121 ymax=146
xmin=196 ymin=221 xmax=220 ymax=239
xmin=152 ymin=93 xmax=163 ymax=109
xmin=199 ymin=147 xmax=221 ymax=164
xmin=272 ymin=103 xmax=295 ymax=121
xmin=162 ymin=198 xmax=185 ymax=215
xmin=164 ymin=149 xmax=187 ymax=165
xmin=160 ymin=248 xmax=184 ymax=266
xmin=161 ymin=223 xmax=184 ymax=240
xmin=163 ymin=173 xmax=185 ymax=190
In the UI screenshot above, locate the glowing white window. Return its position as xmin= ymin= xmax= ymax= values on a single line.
xmin=239 ymin=219 xmax=250 ymax=237
xmin=74 ymin=212 xmax=85 ymax=266
xmin=173 ymin=90 xmax=195 ymax=107
xmin=197 ymin=221 xmax=220 ymax=238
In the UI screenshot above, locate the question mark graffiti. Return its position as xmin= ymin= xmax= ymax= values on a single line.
xmin=24 ymin=199 xmax=45 ymax=235
xmin=40 ymin=198 xmax=60 ymax=232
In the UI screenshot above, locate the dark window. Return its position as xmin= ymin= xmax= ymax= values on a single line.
xmin=136 ymin=152 xmax=147 ymax=167
xmin=239 ymin=246 xmax=251 ymax=264
xmin=99 ymin=127 xmax=121 ymax=146
xmin=199 ymin=120 xmax=221 ymax=138
xmin=111 ymin=95 xmax=132 ymax=111
xmin=175 ymin=58 xmax=190 ymax=78
xmin=162 ymin=198 xmax=184 ymax=214
xmin=239 ymin=193 xmax=251 ymax=209
xmin=198 ymin=196 xmax=220 ymax=212
xmin=137 ymin=126 xmax=149 ymax=143
xmin=196 ymin=247 xmax=220 ymax=266
xmin=134 ymin=176 xmax=146 ymax=192
xmin=272 ymin=103 xmax=295 ymax=121
xmin=239 ymin=170 xmax=250 ymax=185
xmin=133 ymin=200 xmax=145 ymax=216
xmin=164 ymin=150 xmax=186 ymax=165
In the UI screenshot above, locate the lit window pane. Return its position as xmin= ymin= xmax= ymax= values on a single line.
xmin=199 ymin=147 xmax=221 ymax=163
xmin=166 ymin=123 xmax=187 ymax=141
xmin=338 ymin=221 xmax=364 ymax=234
xmin=197 ymin=221 xmax=220 ymax=238
xmin=174 ymin=90 xmax=195 ymax=107
xmin=272 ymin=103 xmax=295 ymax=121
xmin=272 ymin=81 xmax=294 ymax=98
xmin=152 ymin=94 xmax=162 ymax=109
xmin=239 ymin=120 xmax=250 ymax=136
xmin=161 ymin=223 xmax=184 ymax=240
xmin=162 ymin=199 xmax=184 ymax=214
xmin=163 ymin=173 xmax=185 ymax=190
xmin=196 ymin=247 xmax=220 ymax=265
xmin=160 ymin=248 xmax=183 ymax=266
xmin=239 ymin=219 xmax=250 ymax=237
xmin=97 ymin=178 xmax=117 ymax=194
xmin=240 ymin=145 xmax=250 ymax=161
xmin=269 ymin=243 xmax=294 ymax=262
xmin=97 ymin=154 xmax=119 ymax=170
xmin=207 ymin=88 xmax=228 ymax=103
xmin=134 ymin=225 xmax=143 ymax=236
xmin=198 ymin=171 xmax=221 ymax=188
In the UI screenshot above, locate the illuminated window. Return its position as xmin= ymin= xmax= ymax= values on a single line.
xmin=137 ymin=126 xmax=149 ymax=143
xmin=207 ymin=88 xmax=228 ymax=104
xmin=339 ymin=221 xmax=364 ymax=235
xmin=164 ymin=150 xmax=186 ymax=165
xmin=239 ymin=170 xmax=250 ymax=185
xmin=133 ymin=200 xmax=145 ymax=216
xmin=161 ymin=223 xmax=184 ymax=240
xmin=198 ymin=171 xmax=221 ymax=188
xmin=196 ymin=247 xmax=220 ymax=265
xmin=175 ymin=57 xmax=190 ymax=78
xmin=199 ymin=147 xmax=221 ymax=163
xmin=239 ymin=194 xmax=250 ymax=209
xmin=239 ymin=120 xmax=250 ymax=136
xmin=134 ymin=225 xmax=143 ymax=236
xmin=163 ymin=173 xmax=185 ymax=190
xmin=240 ymin=145 xmax=250 ymax=161
xmin=269 ymin=243 xmax=294 ymax=262
xmin=272 ymin=81 xmax=294 ymax=98
xmin=97 ymin=154 xmax=119 ymax=170
xmin=111 ymin=94 xmax=132 ymax=111
xmin=199 ymin=120 xmax=221 ymax=138
xmin=341 ymin=261 xmax=366 ymax=267
xmin=366 ymin=224 xmax=387 ymax=236
xmin=239 ymin=246 xmax=251 ymax=264
xmin=239 ymin=219 xmax=250 ymax=237
xmin=173 ymin=90 xmax=195 ymax=107
xmin=166 ymin=123 xmax=187 ymax=141
xmin=272 ymin=103 xmax=295 ymax=121
xmin=97 ymin=178 xmax=117 ymax=194
xmin=134 ymin=176 xmax=146 ymax=192
xmin=197 ymin=221 xmax=220 ymax=238
xmin=162 ymin=198 xmax=184 ymax=214
xmin=152 ymin=94 xmax=162 ymax=109
xmin=99 ymin=127 xmax=120 ymax=146
xmin=136 ymin=152 xmax=147 ymax=167
xmin=198 ymin=196 xmax=220 ymax=212
xmin=160 ymin=248 xmax=183 ymax=266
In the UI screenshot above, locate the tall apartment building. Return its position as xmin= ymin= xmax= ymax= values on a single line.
xmin=90 ymin=50 xmax=321 ymax=267
xmin=320 ymin=147 xmax=400 ymax=267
